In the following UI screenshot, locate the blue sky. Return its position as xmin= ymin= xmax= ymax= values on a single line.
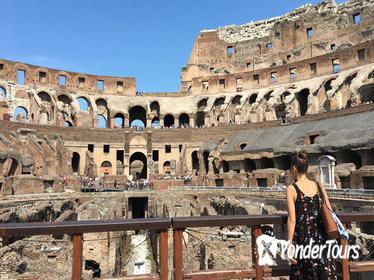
xmin=2 ymin=0 xmax=346 ymax=93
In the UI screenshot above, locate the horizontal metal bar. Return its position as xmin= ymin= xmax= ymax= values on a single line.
xmin=0 ymin=218 xmax=171 ymax=237
xmin=349 ymin=261 xmax=374 ymax=272
xmin=1 ymin=213 xmax=373 ymax=237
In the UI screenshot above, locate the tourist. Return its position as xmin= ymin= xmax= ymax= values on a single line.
xmin=286 ymin=150 xmax=337 ymax=278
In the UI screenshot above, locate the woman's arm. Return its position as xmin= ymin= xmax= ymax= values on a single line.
xmin=286 ymin=185 xmax=296 ymax=243
xmin=319 ymin=182 xmax=333 ymax=210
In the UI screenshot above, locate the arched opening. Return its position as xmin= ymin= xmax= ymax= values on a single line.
xmin=85 ymin=260 xmax=101 ymax=278
xmin=0 ymin=87 xmax=6 ymax=100
xmin=259 ymin=157 xmax=274 ymax=169
xmin=280 ymin=91 xmax=291 ymax=102
xmin=203 ymin=151 xmax=210 ymax=174
xmin=72 ymin=152 xmax=80 ymax=174
xmin=196 ymin=111 xmax=205 ymax=127
xmin=358 ymin=83 xmax=374 ymax=103
xmin=5 ymin=158 xmax=19 ymax=176
xmin=197 ymin=98 xmax=208 ymax=108
xmin=58 ymin=94 xmax=71 ymax=104
xmin=221 ymin=160 xmax=229 ymax=173
xmin=336 ymin=150 xmax=362 ymax=169
xmin=244 ymin=159 xmax=256 ymax=172
xmin=296 ymin=89 xmax=310 ymax=116
xmin=192 ymin=151 xmax=199 ymax=171
xmin=65 ymin=121 xmax=72 ymax=127
xmin=130 ymin=152 xmax=147 ymax=179
xmin=188 ymin=86 xmax=192 ymax=93
xmin=232 ymin=95 xmax=242 ymax=105
xmin=264 ymin=90 xmax=273 ymax=101
xmin=214 ymin=97 xmax=225 ymax=106
xmin=324 ymin=78 xmax=336 ymax=92
xmin=100 ymin=161 xmax=112 ymax=176
xmin=98 ymin=115 xmax=107 ymax=128
xmin=163 ymin=161 xmax=171 ymax=175
xmin=151 ymin=117 xmax=160 ymax=128
xmin=276 ymin=155 xmax=292 ymax=170
xmin=164 ymin=114 xmax=175 ymax=128
xmin=114 ymin=113 xmax=124 ymax=128
xmin=150 ymin=101 xmax=160 ymax=114
xmin=179 ymin=113 xmax=190 ymax=127
xmin=38 ymin=91 xmax=52 ymax=103
xmin=129 ymin=106 xmax=146 ymax=127
xmin=14 ymin=106 xmax=28 ymax=122
xmin=77 ymin=97 xmax=89 ymax=111
xmin=249 ymin=93 xmax=258 ymax=104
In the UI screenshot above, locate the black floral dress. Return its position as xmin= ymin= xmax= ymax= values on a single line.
xmin=290 ymin=183 xmax=338 ymax=280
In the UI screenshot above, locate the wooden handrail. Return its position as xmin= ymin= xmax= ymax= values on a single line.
xmin=0 ymin=218 xmax=171 ymax=237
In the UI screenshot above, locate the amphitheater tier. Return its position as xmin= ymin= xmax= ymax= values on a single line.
xmin=1 ymin=0 xmax=374 ymax=193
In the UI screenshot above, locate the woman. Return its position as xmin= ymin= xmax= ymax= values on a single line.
xmin=286 ymin=150 xmax=337 ymax=279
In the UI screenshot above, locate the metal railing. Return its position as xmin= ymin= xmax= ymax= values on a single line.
xmin=0 ymin=213 xmax=374 ymax=279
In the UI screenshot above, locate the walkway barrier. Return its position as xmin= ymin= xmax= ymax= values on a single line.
xmin=0 ymin=213 xmax=374 ymax=279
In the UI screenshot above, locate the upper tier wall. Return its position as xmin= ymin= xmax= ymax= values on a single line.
xmin=181 ymin=0 xmax=374 ymax=93
xmin=0 ymin=58 xmax=136 ymax=96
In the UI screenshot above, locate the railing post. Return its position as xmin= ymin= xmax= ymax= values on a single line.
xmin=173 ymin=228 xmax=184 ymax=280
xmin=159 ymin=229 xmax=168 ymax=280
xmin=251 ymin=225 xmax=263 ymax=280
xmin=340 ymin=223 xmax=350 ymax=280
xmin=72 ymin=233 xmax=83 ymax=280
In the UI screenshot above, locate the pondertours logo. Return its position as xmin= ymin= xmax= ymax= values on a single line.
xmin=256 ymin=234 xmax=360 ymax=266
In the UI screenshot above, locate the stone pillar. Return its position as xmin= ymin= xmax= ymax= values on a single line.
xmin=175 ymin=117 xmax=180 ymax=128
xmin=190 ymin=115 xmax=195 ymax=127
xmin=124 ymin=118 xmax=130 ymax=127
xmin=146 ymin=117 xmax=152 ymax=128
xmin=160 ymin=117 xmax=164 ymax=128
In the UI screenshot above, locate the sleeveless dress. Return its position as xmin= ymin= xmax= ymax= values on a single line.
xmin=290 ymin=183 xmax=338 ymax=280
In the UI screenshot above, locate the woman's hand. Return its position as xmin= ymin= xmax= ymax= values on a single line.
xmin=287 ymin=243 xmax=297 ymax=264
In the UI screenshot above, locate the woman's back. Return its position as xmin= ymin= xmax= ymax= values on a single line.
xmin=294 ymin=178 xmax=318 ymax=199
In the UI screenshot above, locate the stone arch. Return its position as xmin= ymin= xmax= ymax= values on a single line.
xmin=65 ymin=121 xmax=73 ymax=127
xmin=179 ymin=113 xmax=190 ymax=127
xmin=244 ymin=158 xmax=256 ymax=172
xmin=196 ymin=111 xmax=205 ymax=127
xmin=232 ymin=95 xmax=242 ymax=105
xmin=214 ymin=97 xmax=225 ymax=106
xmin=151 ymin=116 xmax=160 ymax=127
xmin=259 ymin=157 xmax=274 ymax=169
xmin=0 ymin=86 xmax=6 ymax=100
xmin=296 ymin=89 xmax=310 ymax=116
xmin=191 ymin=151 xmax=199 ymax=171
xmin=197 ymin=98 xmax=208 ymax=108
xmin=130 ymin=152 xmax=147 ymax=179
xmin=164 ymin=114 xmax=175 ymax=128
xmin=150 ymin=101 xmax=160 ymax=115
xmin=72 ymin=152 xmax=80 ymax=174
xmin=324 ymin=78 xmax=336 ymax=92
xmin=100 ymin=161 xmax=112 ymax=176
xmin=221 ymin=160 xmax=229 ymax=173
xmin=77 ymin=97 xmax=90 ymax=111
xmin=129 ymin=106 xmax=146 ymax=127
xmin=58 ymin=94 xmax=72 ymax=104
xmin=38 ymin=91 xmax=53 ymax=103
xmin=98 ymin=114 xmax=107 ymax=128
xmin=163 ymin=161 xmax=171 ymax=175
xmin=249 ymin=93 xmax=258 ymax=104
xmin=358 ymin=83 xmax=374 ymax=103
xmin=14 ymin=106 xmax=28 ymax=122
xmin=114 ymin=112 xmax=125 ymax=128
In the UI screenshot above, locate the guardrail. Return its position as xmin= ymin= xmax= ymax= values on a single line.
xmin=0 ymin=213 xmax=374 ymax=279
xmin=169 ymin=186 xmax=374 ymax=196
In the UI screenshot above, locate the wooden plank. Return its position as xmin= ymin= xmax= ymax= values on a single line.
xmin=173 ymin=229 xmax=184 ymax=280
xmin=253 ymin=225 xmax=264 ymax=280
xmin=0 ymin=218 xmax=171 ymax=237
xmin=340 ymin=223 xmax=350 ymax=280
xmin=72 ymin=234 xmax=83 ymax=280
xmin=183 ymin=266 xmax=290 ymax=279
xmin=159 ymin=230 xmax=168 ymax=280
xmin=350 ymin=261 xmax=374 ymax=272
